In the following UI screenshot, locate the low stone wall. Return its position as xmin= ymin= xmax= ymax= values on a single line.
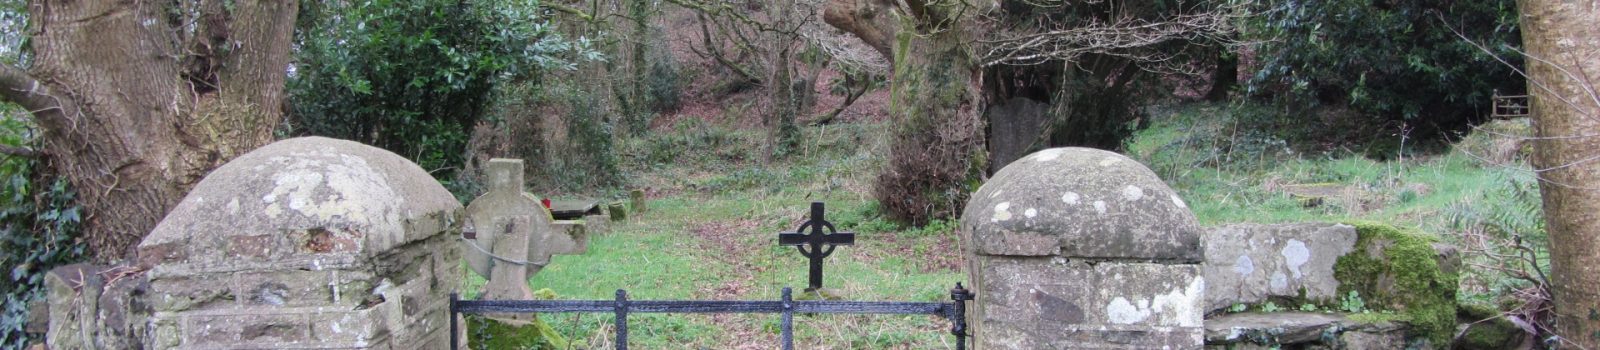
xmin=1201 ymin=222 xmax=1463 ymax=348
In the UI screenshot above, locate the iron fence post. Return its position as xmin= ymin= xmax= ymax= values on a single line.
xmin=449 ymin=293 xmax=460 ymax=350
xmin=615 ymin=289 xmax=629 ymax=350
xmin=951 ymin=283 xmax=972 ymax=350
xmin=781 ymin=287 xmax=794 ymax=350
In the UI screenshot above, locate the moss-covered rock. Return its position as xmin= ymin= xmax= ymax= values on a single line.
xmin=1455 ymin=301 xmax=1522 ymax=350
xmin=467 ymin=315 xmax=568 ymax=350
xmin=1333 ymin=221 xmax=1459 ymax=346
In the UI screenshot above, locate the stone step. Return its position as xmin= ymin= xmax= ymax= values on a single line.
xmin=1205 ymin=312 xmax=1412 ymax=349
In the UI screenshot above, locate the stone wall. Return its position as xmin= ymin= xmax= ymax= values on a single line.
xmin=1200 ymin=222 xmax=1464 ymax=348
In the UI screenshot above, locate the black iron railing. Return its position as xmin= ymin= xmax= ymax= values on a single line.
xmin=450 ymin=284 xmax=973 ymax=350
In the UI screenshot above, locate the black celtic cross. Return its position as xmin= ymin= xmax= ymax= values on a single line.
xmin=778 ymin=202 xmax=855 ymax=291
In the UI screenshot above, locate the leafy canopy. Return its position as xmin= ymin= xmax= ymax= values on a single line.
xmin=1247 ymin=0 xmax=1523 ymax=137
xmin=288 ymin=0 xmax=597 ymax=179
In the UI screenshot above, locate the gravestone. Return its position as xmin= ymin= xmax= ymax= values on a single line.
xmin=462 ymin=159 xmax=587 ymax=305
xmin=776 ymin=202 xmax=855 ymax=292
xmin=961 ymin=147 xmax=1205 ymax=348
xmin=551 ymin=199 xmax=608 ymax=238
xmin=985 ymin=97 xmax=1051 ymax=174
xmin=131 ymin=137 xmax=463 ymax=349
xmin=629 ymin=189 xmax=648 ymax=214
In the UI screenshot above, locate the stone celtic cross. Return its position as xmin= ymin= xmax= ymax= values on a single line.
xmin=777 ymin=202 xmax=854 ymax=291
xmin=462 ymin=159 xmax=586 ymax=305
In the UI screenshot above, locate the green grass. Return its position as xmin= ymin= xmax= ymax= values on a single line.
xmin=464 ymin=120 xmax=963 ymax=349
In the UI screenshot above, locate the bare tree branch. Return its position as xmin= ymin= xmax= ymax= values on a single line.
xmin=0 ymin=64 xmax=68 ymax=121
xmin=977 ymin=2 xmax=1249 ymax=68
xmin=695 ymin=13 xmax=764 ymax=84
xmin=0 ymin=143 xmax=38 ymax=157
xmin=820 ymin=0 xmax=896 ymax=65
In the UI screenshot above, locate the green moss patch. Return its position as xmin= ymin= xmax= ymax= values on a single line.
xmin=467 ymin=314 xmax=569 ymax=350
xmin=1334 ymin=221 xmax=1458 ymax=346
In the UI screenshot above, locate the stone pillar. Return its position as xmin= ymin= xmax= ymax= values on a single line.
xmin=961 ymin=147 xmax=1205 ymax=349
xmin=126 ymin=137 xmax=463 ymax=349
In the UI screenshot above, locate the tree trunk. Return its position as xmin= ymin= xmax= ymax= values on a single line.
xmin=767 ymin=0 xmax=800 ymax=157
xmin=1518 ymin=0 xmax=1600 ymax=346
xmin=823 ymin=0 xmax=983 ymax=223
xmin=870 ymin=7 xmax=984 ymax=224
xmin=0 ymin=0 xmax=297 ymax=262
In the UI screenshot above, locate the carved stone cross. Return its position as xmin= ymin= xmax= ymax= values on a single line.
xmin=462 ymin=158 xmax=587 ymax=304
xmin=778 ymin=202 xmax=854 ymax=291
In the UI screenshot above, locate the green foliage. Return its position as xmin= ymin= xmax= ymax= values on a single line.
xmin=1444 ymin=169 xmax=1548 ymax=295
xmin=0 ymin=113 xmax=85 ymax=350
xmin=901 ymin=219 xmax=955 ymax=238
xmin=289 ymin=0 xmax=595 ymax=182
xmin=1340 ymin=291 xmax=1367 ymax=313
xmin=1260 ymin=301 xmax=1282 ymax=313
xmin=1229 ymin=303 xmax=1249 ymax=313
xmin=644 ymin=38 xmax=684 ymax=113
xmin=1247 ymin=0 xmax=1523 ymax=137
xmin=555 ymin=88 xmax=621 ymax=190
xmin=1126 ymin=102 xmax=1509 ymax=227
xmin=633 ymin=118 xmax=749 ymax=169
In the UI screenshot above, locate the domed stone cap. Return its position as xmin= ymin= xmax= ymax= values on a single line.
xmin=138 ymin=137 xmax=462 ymax=275
xmin=962 ymin=147 xmax=1201 ymax=261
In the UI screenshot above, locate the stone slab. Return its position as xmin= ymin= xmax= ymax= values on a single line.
xmin=1202 ymin=223 xmax=1357 ymax=313
xmin=970 ymin=258 xmax=1204 ymax=348
xmin=1204 ymin=312 xmax=1409 ymax=348
xmin=549 ymin=200 xmax=601 ymax=220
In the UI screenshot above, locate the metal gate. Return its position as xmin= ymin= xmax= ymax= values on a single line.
xmin=449 ymin=284 xmax=972 ymax=349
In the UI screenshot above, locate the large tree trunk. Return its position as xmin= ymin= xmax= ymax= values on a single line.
xmin=1518 ymin=0 xmax=1600 ymax=346
xmin=868 ymin=4 xmax=984 ymax=224
xmin=0 ymin=0 xmax=297 ymax=262
xmin=824 ymin=0 xmax=984 ymax=224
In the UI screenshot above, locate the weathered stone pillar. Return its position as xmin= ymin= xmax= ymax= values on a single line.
xmin=961 ymin=147 xmax=1205 ymax=349
xmin=130 ymin=137 xmax=463 ymax=349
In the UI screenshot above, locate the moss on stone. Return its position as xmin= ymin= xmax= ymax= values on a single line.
xmin=1455 ymin=301 xmax=1519 ymax=349
xmin=1346 ymin=311 xmax=1410 ymax=324
xmin=467 ymin=315 xmax=569 ymax=350
xmin=1333 ymin=221 xmax=1458 ymax=346
xmin=1457 ymin=319 xmax=1516 ymax=350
